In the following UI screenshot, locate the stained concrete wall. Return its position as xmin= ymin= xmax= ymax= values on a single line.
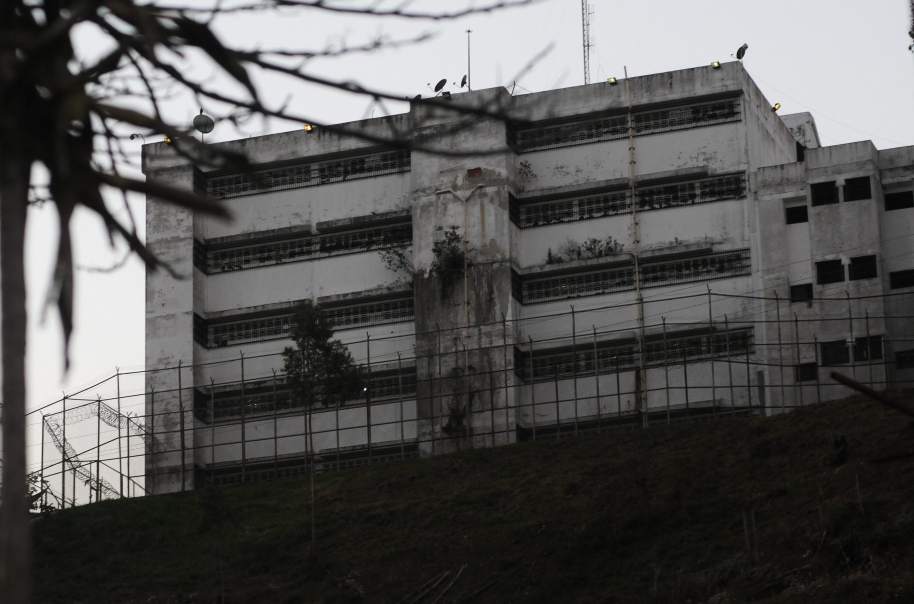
xmin=144 ymin=164 xmax=197 ymax=494
xmin=410 ymin=88 xmax=518 ymax=453
xmin=143 ymin=61 xmax=914 ymax=492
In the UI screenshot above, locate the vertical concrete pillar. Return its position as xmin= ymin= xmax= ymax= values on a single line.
xmin=143 ymin=147 xmax=198 ymax=493
xmin=409 ymin=90 xmax=518 ymax=455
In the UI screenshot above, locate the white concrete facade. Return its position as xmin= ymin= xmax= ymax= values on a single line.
xmin=143 ymin=62 xmax=914 ymax=493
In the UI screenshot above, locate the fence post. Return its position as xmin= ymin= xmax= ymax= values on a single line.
xmin=240 ymin=351 xmax=246 ymax=483
xmin=570 ymin=306 xmax=579 ymax=435
xmin=149 ymin=387 xmax=155 ymax=494
xmin=725 ymin=315 xmax=735 ymax=408
xmin=847 ymin=291 xmax=856 ymax=380
xmin=529 ymin=336 xmax=537 ymax=441
xmin=39 ymin=417 xmax=46 ymax=509
xmin=62 ymin=393 xmax=67 ymax=509
xmin=502 ymin=313 xmax=510 ymax=446
xmin=116 ymin=369 xmax=123 ymax=498
xmin=366 ymin=332 xmax=372 ymax=461
xmin=813 ymin=334 xmax=822 ymax=404
xmin=745 ymin=329 xmax=752 ymax=412
xmin=177 ymin=360 xmax=186 ymax=492
xmin=662 ymin=317 xmax=671 ymax=424
xmin=435 ymin=323 xmax=441 ymax=456
xmin=553 ymin=364 xmax=560 ymax=440
xmin=615 ymin=355 xmax=622 ymax=418
xmin=794 ymin=313 xmax=803 ymax=406
xmin=397 ymin=352 xmax=405 ymax=459
xmin=96 ymin=395 xmax=102 ymax=502
xmin=682 ymin=345 xmax=690 ymax=414
xmin=775 ymin=291 xmax=785 ymax=413
xmin=209 ymin=378 xmax=216 ymax=482
xmin=489 ymin=362 xmax=496 ymax=447
xmin=707 ymin=286 xmax=717 ymax=413
xmin=272 ymin=370 xmax=279 ymax=476
xmin=865 ymin=309 xmax=872 ymax=387
xmin=592 ymin=326 xmax=601 ymax=431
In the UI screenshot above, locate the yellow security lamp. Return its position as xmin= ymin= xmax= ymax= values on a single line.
xmin=607 ymin=76 xmax=618 ymax=85
xmin=303 ymin=123 xmax=314 ymax=132
xmin=710 ymin=60 xmax=722 ymax=69
xmin=772 ymin=102 xmax=782 ymax=112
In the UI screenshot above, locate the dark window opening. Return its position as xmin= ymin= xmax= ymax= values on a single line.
xmin=795 ymin=362 xmax=817 ymax=382
xmin=896 ymin=349 xmax=914 ymax=370
xmin=849 ymin=255 xmax=877 ymax=281
xmin=785 ymin=204 xmax=808 ymax=224
xmin=810 ymin=181 xmax=838 ymax=206
xmin=885 ymin=191 xmax=914 ymax=211
xmin=796 ymin=142 xmax=806 ymax=162
xmin=890 ymin=269 xmax=914 ymax=289
xmin=820 ymin=340 xmax=849 ymax=366
xmin=854 ymin=335 xmax=884 ymax=362
xmin=843 ymin=176 xmax=872 ymax=202
xmin=816 ymin=260 xmax=844 ymax=285
xmin=789 ymin=283 xmax=813 ymax=303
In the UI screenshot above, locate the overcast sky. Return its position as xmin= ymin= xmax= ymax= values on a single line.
xmin=21 ymin=0 xmax=914 ymax=469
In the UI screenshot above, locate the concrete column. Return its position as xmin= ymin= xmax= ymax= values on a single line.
xmin=143 ymin=155 xmax=197 ymax=494
xmin=409 ymin=90 xmax=518 ymax=454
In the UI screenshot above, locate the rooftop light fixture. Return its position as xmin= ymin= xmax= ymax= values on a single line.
xmin=772 ymin=102 xmax=782 ymax=112
xmin=163 ymin=135 xmax=173 ymax=144
xmin=607 ymin=76 xmax=618 ymax=85
xmin=710 ymin=60 xmax=722 ymax=69
xmin=303 ymin=123 xmax=314 ymax=132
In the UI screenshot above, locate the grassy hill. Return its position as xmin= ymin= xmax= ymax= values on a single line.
xmin=32 ymin=394 xmax=914 ymax=603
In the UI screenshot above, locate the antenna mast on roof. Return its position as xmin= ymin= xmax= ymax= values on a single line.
xmin=581 ymin=0 xmax=593 ymax=84
xmin=466 ymin=29 xmax=473 ymax=91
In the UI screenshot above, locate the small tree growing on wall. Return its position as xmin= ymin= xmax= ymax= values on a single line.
xmin=282 ymin=301 xmax=363 ymax=410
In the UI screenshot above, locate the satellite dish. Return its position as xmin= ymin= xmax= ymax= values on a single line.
xmin=193 ymin=109 xmax=215 ymax=134
xmin=460 ymin=74 xmax=468 ymax=88
xmin=434 ymin=78 xmax=447 ymax=93
xmin=735 ymin=43 xmax=748 ymax=60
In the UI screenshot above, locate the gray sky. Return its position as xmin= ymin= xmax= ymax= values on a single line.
xmin=22 ymin=0 xmax=914 ymax=468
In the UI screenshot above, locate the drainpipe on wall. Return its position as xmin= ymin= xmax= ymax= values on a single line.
xmin=623 ymin=68 xmax=647 ymax=427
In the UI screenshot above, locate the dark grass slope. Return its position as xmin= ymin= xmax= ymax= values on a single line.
xmin=33 ymin=394 xmax=914 ymax=603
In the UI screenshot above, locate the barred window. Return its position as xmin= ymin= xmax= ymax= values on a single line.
xmin=885 ymin=191 xmax=914 ymax=211
xmin=795 ymin=362 xmax=818 ymax=382
xmin=513 ymin=173 xmax=745 ymax=228
xmin=204 ymin=294 xmax=413 ymax=348
xmin=815 ymin=260 xmax=844 ymax=285
xmin=206 ymin=149 xmax=410 ymax=199
xmin=843 ymin=176 xmax=871 ymax=202
xmin=515 ymin=327 xmax=752 ymax=382
xmin=323 ymin=296 xmax=415 ymax=330
xmin=820 ymin=340 xmax=849 ymax=366
xmin=205 ymin=220 xmax=411 ymax=274
xmin=511 ymin=97 xmax=741 ymax=153
xmin=853 ymin=335 xmax=883 ymax=362
xmin=848 ymin=255 xmax=877 ymax=281
xmin=810 ymin=181 xmax=838 ymax=206
xmin=519 ymin=249 xmax=750 ymax=304
xmin=194 ymin=363 xmax=418 ymax=422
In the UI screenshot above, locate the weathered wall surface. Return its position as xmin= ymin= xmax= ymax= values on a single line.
xmin=142 ymin=61 xmax=914 ymax=491
xmin=144 ymin=164 xmax=197 ymax=494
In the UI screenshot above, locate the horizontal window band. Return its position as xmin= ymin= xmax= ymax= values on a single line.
xmin=205 ymin=149 xmax=411 ymax=199
xmin=509 ymin=96 xmax=742 ymax=153
xmin=194 ymin=364 xmax=419 ymax=423
xmin=195 ymin=293 xmax=414 ymax=349
xmin=197 ymin=221 xmax=412 ymax=274
xmin=515 ymin=249 xmax=751 ymax=304
xmin=511 ymin=173 xmax=746 ymax=228
xmin=514 ymin=326 xmax=753 ymax=382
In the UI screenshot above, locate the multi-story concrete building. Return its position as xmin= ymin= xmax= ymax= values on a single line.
xmin=142 ymin=61 xmax=914 ymax=494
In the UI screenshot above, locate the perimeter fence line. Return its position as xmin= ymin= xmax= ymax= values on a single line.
xmin=28 ymin=287 xmax=914 ymax=509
